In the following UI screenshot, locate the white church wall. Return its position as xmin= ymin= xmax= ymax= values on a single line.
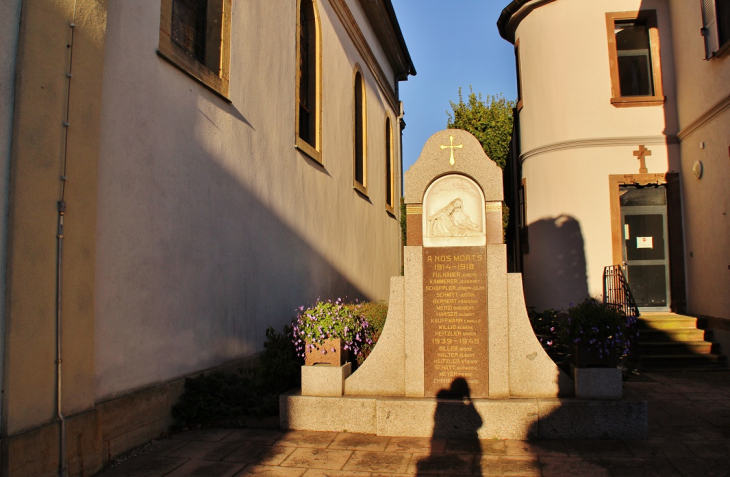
xmin=95 ymin=0 xmax=403 ymax=400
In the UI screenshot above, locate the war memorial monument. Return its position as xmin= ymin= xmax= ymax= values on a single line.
xmin=281 ymin=129 xmax=647 ymax=439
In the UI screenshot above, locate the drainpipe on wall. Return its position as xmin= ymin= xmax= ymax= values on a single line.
xmin=56 ymin=202 xmax=66 ymax=477
xmin=56 ymin=4 xmax=78 ymax=475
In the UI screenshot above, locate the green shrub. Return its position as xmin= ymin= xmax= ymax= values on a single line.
xmin=355 ymin=301 xmax=388 ymax=365
xmin=171 ymin=325 xmax=302 ymax=429
xmin=566 ymin=298 xmax=639 ymax=361
xmin=528 ymin=308 xmax=571 ymax=370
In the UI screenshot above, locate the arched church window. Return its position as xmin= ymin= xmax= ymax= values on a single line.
xmin=353 ymin=68 xmax=367 ymax=193
xmin=296 ymin=0 xmax=322 ymax=162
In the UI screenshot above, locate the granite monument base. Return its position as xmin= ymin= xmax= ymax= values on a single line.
xmin=280 ymin=391 xmax=648 ymax=440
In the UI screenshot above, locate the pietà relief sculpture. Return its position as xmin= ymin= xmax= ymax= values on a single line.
xmin=422 ymin=174 xmax=486 ymax=247
xmin=428 ymin=198 xmax=480 ymax=237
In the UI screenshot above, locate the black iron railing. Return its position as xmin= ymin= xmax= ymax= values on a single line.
xmin=603 ymin=264 xmax=640 ymax=318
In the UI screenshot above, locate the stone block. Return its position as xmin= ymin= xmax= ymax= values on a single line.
xmin=376 ymin=397 xmax=538 ymax=440
xmin=282 ymin=393 xmax=647 ymax=440
xmin=6 ymin=422 xmax=59 ymax=477
xmin=487 ymin=245 xmax=509 ymax=398
xmin=572 ymin=366 xmax=623 ymax=400
xmin=301 ymin=363 xmax=351 ymax=397
xmin=97 ymin=383 xmax=169 ymax=439
xmin=279 ymin=391 xmax=376 ymax=434
xmin=537 ymin=399 xmax=648 ymax=439
xmin=404 ymin=246 xmax=425 ymax=397
xmin=507 ymin=274 xmax=574 ymax=397
xmin=345 ymin=276 xmax=405 ymax=396
xmin=65 ymin=410 xmax=103 ymax=477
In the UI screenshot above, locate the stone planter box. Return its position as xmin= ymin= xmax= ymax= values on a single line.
xmin=571 ymin=365 xmax=623 ymax=400
xmin=305 ymin=338 xmax=348 ymax=366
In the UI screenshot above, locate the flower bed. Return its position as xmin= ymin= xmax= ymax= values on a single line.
xmin=529 ymin=298 xmax=639 ymax=372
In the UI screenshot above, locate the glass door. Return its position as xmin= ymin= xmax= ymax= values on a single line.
xmin=619 ymin=186 xmax=671 ymax=311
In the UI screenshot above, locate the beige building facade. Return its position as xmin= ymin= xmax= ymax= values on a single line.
xmin=1 ymin=0 xmax=414 ymax=475
xmin=499 ymin=0 xmax=729 ymax=327
xmin=0 ymin=0 xmax=23 ymax=440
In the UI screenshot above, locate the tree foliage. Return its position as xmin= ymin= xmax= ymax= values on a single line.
xmin=446 ymin=87 xmax=515 ymax=169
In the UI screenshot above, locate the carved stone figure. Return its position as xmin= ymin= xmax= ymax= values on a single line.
xmin=428 ymin=198 xmax=480 ymax=237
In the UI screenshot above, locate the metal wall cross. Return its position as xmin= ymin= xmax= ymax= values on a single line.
xmin=440 ymin=135 xmax=463 ymax=166
xmin=633 ymin=145 xmax=652 ymax=173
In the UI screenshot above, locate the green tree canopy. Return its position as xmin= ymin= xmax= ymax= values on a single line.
xmin=446 ymin=87 xmax=515 ymax=169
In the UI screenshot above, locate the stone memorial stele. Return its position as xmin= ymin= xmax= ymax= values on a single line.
xmin=281 ymin=129 xmax=647 ymax=440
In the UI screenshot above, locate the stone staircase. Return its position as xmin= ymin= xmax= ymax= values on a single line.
xmin=638 ymin=313 xmax=727 ymax=370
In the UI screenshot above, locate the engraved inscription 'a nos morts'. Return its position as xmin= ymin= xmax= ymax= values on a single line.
xmin=423 ymin=246 xmax=488 ymax=398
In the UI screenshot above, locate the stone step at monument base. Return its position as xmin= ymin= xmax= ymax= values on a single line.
xmin=280 ymin=391 xmax=647 ymax=440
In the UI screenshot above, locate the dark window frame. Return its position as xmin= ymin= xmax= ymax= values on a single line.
xmin=295 ymin=0 xmax=322 ymax=163
xmin=605 ymin=10 xmax=665 ymax=108
xmin=157 ymin=0 xmax=231 ymax=100
xmin=353 ymin=67 xmax=367 ymax=195
xmin=702 ymin=0 xmax=730 ymax=58
xmin=385 ymin=116 xmax=394 ymax=213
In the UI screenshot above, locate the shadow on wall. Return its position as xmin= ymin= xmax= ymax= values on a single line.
xmin=523 ymin=215 xmax=589 ymax=310
xmin=95 ymin=96 xmax=373 ymax=399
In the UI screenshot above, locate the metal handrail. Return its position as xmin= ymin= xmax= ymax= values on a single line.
xmin=603 ymin=265 xmax=640 ymax=318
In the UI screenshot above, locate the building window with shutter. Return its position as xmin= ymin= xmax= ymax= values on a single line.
xmin=158 ymin=0 xmax=232 ymax=99
xmin=702 ymin=0 xmax=730 ymax=58
xmin=295 ymin=0 xmax=322 ymax=163
xmin=605 ymin=10 xmax=665 ymax=107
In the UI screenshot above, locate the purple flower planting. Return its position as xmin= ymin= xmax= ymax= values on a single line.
xmin=290 ymin=298 xmax=374 ymax=359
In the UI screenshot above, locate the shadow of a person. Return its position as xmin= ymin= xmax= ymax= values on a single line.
xmin=416 ymin=377 xmax=484 ymax=476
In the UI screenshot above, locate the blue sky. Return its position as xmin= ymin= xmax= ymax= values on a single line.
xmin=390 ymin=0 xmax=517 ymax=170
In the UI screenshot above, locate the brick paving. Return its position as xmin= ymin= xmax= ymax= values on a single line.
xmin=96 ymin=370 xmax=730 ymax=477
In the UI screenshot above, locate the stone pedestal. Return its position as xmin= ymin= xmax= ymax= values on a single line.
xmin=280 ymin=392 xmax=648 ymax=440
xmin=301 ymin=363 xmax=351 ymax=397
xmin=572 ymin=365 xmax=623 ymax=400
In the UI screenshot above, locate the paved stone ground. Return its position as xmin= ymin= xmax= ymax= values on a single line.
xmin=96 ymin=370 xmax=730 ymax=477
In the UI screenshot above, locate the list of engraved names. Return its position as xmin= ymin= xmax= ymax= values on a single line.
xmin=423 ymin=246 xmax=488 ymax=398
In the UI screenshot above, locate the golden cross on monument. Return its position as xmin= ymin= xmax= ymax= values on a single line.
xmin=440 ymin=135 xmax=463 ymax=166
xmin=633 ymin=145 xmax=651 ymax=173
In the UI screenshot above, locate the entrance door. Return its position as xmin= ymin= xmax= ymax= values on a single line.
xmin=619 ymin=185 xmax=671 ymax=311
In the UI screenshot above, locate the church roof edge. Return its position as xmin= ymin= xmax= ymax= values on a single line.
xmin=360 ymin=0 xmax=417 ymax=77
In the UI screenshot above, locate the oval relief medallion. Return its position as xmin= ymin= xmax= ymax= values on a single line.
xmin=422 ymin=174 xmax=486 ymax=247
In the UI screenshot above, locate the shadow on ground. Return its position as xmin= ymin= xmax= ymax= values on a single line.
xmin=96 ymin=371 xmax=730 ymax=476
